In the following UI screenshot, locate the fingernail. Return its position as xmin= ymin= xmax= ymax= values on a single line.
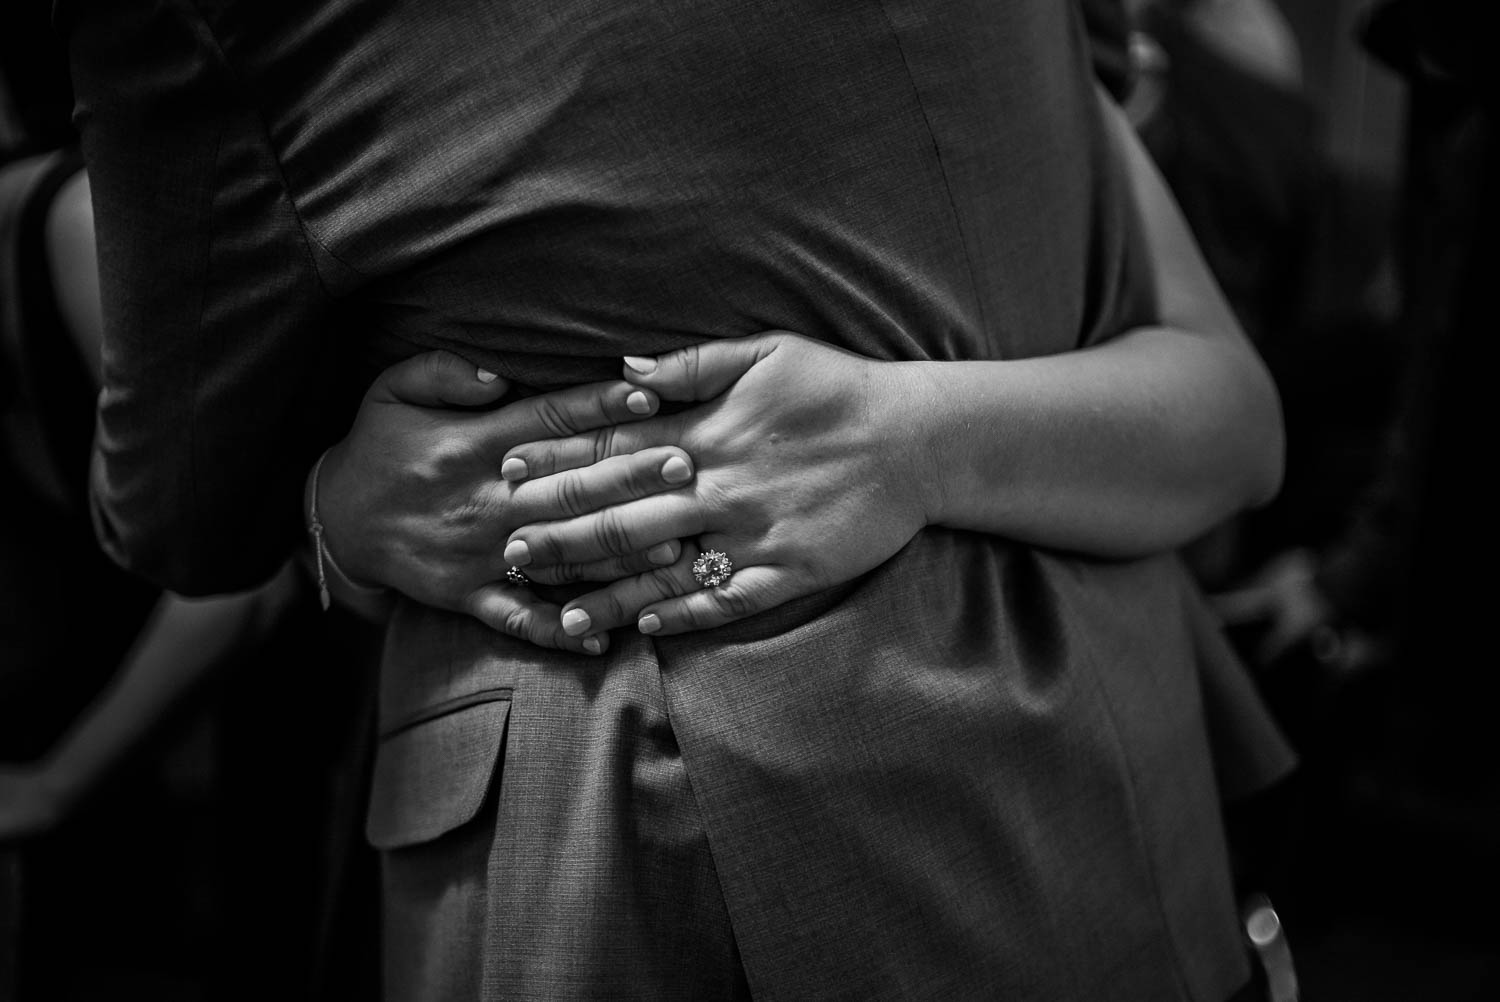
xmin=503 ymin=539 xmax=531 ymax=566
xmin=501 ymin=457 xmax=528 ymax=481
xmin=477 ymin=368 xmax=499 ymax=383
xmin=582 ymin=635 xmax=603 ymax=655
xmin=661 ymin=455 xmax=692 ymax=484
xmin=623 ymin=355 xmax=658 ymax=375
xmin=562 ymin=608 xmax=591 ymax=636
xmin=638 ymin=613 xmax=661 ymax=635
xmin=647 ymin=541 xmax=677 ymax=565
xmin=625 ymin=390 xmax=652 ymax=414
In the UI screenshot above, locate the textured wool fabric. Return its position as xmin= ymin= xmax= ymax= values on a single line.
xmin=63 ymin=0 xmax=1293 ymax=997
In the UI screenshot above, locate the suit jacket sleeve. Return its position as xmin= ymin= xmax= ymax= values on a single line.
xmin=61 ymin=0 xmax=342 ymax=595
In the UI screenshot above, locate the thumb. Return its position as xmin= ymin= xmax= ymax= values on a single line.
xmin=375 ymin=351 xmax=511 ymax=408
xmin=621 ymin=333 xmax=782 ymax=402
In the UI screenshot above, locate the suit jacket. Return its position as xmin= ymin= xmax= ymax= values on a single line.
xmin=63 ymin=0 xmax=1292 ymax=997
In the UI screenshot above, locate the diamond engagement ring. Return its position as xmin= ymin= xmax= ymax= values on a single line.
xmin=691 ymin=549 xmax=733 ymax=588
xmin=505 ymin=566 xmax=530 ymax=587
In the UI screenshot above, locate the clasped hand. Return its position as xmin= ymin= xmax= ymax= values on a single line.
xmin=319 ymin=333 xmax=931 ymax=652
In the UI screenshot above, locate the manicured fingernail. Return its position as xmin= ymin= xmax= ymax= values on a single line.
xmin=503 ymin=539 xmax=531 ymax=566
xmin=477 ymin=368 xmax=499 ymax=383
xmin=501 ymin=457 xmax=528 ymax=481
xmin=562 ymin=608 xmax=591 ymax=636
xmin=661 ymin=455 xmax=691 ymax=484
xmin=647 ymin=541 xmax=677 ymax=565
xmin=582 ymin=635 xmax=603 ymax=655
xmin=638 ymin=613 xmax=661 ymax=634
xmin=625 ymin=390 xmax=652 ymax=414
xmin=623 ymin=355 xmax=658 ymax=375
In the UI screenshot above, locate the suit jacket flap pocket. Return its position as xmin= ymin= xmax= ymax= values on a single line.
xmin=365 ymin=693 xmax=510 ymax=850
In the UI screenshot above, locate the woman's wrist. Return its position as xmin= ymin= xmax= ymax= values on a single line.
xmin=884 ymin=360 xmax=954 ymax=531
xmin=304 ymin=444 xmax=391 ymax=606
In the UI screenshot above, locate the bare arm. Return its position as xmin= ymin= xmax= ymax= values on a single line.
xmin=43 ymin=169 xmax=103 ymax=389
xmin=906 ymin=90 xmax=1283 ymax=554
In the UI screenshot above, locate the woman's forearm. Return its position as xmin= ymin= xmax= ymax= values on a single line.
xmin=901 ymin=326 xmax=1281 ymax=557
xmin=901 ymin=91 xmax=1283 ymax=556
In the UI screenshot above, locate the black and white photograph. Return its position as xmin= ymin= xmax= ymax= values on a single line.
xmin=2 ymin=0 xmax=1494 ymax=998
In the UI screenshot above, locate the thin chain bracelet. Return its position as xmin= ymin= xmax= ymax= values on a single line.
xmin=307 ymin=447 xmax=334 ymax=611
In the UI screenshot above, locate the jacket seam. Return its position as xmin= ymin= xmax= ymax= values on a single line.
xmin=1072 ymin=598 xmax=1201 ymax=1001
xmin=187 ymin=0 xmax=366 ymax=295
xmin=870 ymin=0 xmax=991 ymax=344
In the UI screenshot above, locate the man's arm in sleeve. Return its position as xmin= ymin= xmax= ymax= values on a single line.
xmin=60 ymin=0 xmax=342 ymax=595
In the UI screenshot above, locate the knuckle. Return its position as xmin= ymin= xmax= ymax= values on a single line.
xmin=460 ymin=588 xmax=488 ymax=620
xmin=678 ymin=601 xmax=714 ymax=632
xmin=606 ymin=556 xmax=640 ymax=580
xmin=650 ymin=563 xmax=692 ymax=598
xmin=714 ymin=586 xmax=757 ymax=620
xmin=418 ymin=435 xmax=474 ymax=480
xmin=550 ymin=473 xmax=590 ymax=518
xmin=606 ymin=553 xmax=642 ymax=577
xmin=419 ymin=351 xmax=447 ymax=384
xmin=599 ymin=555 xmax=639 ymax=580
xmin=530 ymin=395 xmax=577 ymax=439
xmin=500 ymin=605 xmax=533 ymax=641
xmin=681 ymin=345 xmax=703 ymax=384
xmin=549 ymin=439 xmax=593 ymax=476
xmin=594 ymin=510 xmax=634 ymax=556
xmin=521 ymin=445 xmax=572 ymax=484
xmin=593 ymin=427 xmax=618 ymax=464
xmin=454 ymin=484 xmax=497 ymax=524
xmin=557 ymin=557 xmax=613 ymax=583
xmin=431 ymin=565 xmax=466 ymax=603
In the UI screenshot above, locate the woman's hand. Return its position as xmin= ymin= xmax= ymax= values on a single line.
xmin=503 ymin=291 xmax=1281 ymax=642
xmin=316 ymin=351 xmax=698 ymax=654
xmin=499 ymin=333 xmax=935 ymax=637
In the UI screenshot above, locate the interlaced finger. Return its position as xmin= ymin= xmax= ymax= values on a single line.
xmin=472 ymin=380 xmax=662 ymax=456
xmin=462 ymin=582 xmax=609 ymax=655
xmin=375 ymin=350 xmax=512 ymax=408
xmin=506 ymin=447 xmax=694 ymax=525
xmin=504 ymin=493 xmax=705 ymax=569
xmin=501 ymin=412 xmax=684 ymax=481
xmin=518 ymin=539 xmax=683 ymax=586
xmin=553 ymin=544 xmax=704 ymax=636
xmin=633 ymin=564 xmax=796 ymax=637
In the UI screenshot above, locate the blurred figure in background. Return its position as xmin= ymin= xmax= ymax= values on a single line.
xmin=1084 ymin=0 xmax=1396 ymax=885
xmin=1113 ymin=0 xmax=1498 ymax=996
xmin=1223 ymin=0 xmax=1498 ymax=943
xmin=1 ymin=23 xmax=381 ymax=998
xmin=1120 ymin=0 xmax=1403 ymax=598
